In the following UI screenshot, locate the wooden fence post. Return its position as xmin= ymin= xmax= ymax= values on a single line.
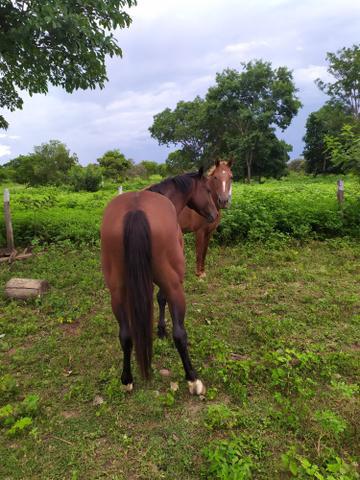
xmin=337 ymin=179 xmax=344 ymax=204
xmin=4 ymin=188 xmax=15 ymax=251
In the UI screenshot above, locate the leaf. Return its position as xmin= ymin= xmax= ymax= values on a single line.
xmin=6 ymin=417 xmax=33 ymax=436
xmin=289 ymin=459 xmax=298 ymax=475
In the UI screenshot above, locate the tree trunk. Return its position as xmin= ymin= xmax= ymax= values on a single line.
xmin=246 ymin=150 xmax=253 ymax=183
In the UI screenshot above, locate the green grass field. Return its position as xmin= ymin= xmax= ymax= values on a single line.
xmin=1 ymin=237 xmax=359 ymax=479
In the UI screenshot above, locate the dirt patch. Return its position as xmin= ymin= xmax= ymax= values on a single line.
xmin=60 ymin=410 xmax=80 ymax=419
xmin=186 ymin=399 xmax=205 ymax=417
xmin=60 ymin=320 xmax=81 ymax=336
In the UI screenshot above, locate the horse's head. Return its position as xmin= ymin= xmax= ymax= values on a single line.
xmin=208 ymin=159 xmax=233 ymax=209
xmin=187 ymin=167 xmax=218 ymax=223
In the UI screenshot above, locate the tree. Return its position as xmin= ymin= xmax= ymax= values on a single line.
xmin=0 ymin=0 xmax=136 ymax=129
xmin=68 ymin=164 xmax=102 ymax=192
xmin=0 ymin=165 xmax=8 ymax=182
xmin=126 ymin=162 xmax=147 ymax=178
xmin=206 ymin=61 xmax=302 ymax=182
xmin=303 ymin=103 xmax=352 ymax=174
xmin=165 ymin=150 xmax=195 ymax=174
xmin=4 ymin=140 xmax=78 ymax=185
xmin=97 ymin=149 xmax=132 ymax=181
xmin=316 ymin=44 xmax=360 ymax=119
xmin=288 ymin=158 xmax=306 ymax=173
xmin=325 ymin=124 xmax=360 ymax=176
xmin=140 ymin=161 xmax=159 ymax=177
xmin=149 ymin=97 xmax=209 ymax=167
xmin=252 ymin=134 xmax=292 ymax=181
xmin=157 ymin=163 xmax=169 ymax=178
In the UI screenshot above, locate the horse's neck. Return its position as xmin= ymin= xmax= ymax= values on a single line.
xmin=164 ymin=188 xmax=190 ymax=215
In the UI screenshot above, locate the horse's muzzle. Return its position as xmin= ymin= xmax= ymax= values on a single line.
xmin=218 ymin=196 xmax=229 ymax=209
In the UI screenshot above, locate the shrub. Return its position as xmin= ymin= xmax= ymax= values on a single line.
xmin=1 ymin=176 xmax=360 ymax=247
xmin=68 ymin=164 xmax=102 ymax=192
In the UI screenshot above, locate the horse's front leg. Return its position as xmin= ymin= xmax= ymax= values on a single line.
xmin=195 ymin=230 xmax=206 ymax=278
xmin=200 ymin=230 xmax=212 ymax=277
xmin=157 ymin=288 xmax=167 ymax=339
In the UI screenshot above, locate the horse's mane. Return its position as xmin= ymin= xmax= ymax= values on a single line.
xmin=148 ymin=172 xmax=199 ymax=195
xmin=207 ymin=161 xmax=228 ymax=176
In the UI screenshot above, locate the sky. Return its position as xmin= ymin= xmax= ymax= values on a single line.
xmin=0 ymin=0 xmax=359 ymax=165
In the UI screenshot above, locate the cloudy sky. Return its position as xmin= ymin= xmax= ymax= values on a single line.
xmin=0 ymin=0 xmax=359 ymax=165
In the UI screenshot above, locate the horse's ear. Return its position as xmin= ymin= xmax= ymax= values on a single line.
xmin=198 ymin=166 xmax=204 ymax=177
xmin=227 ymin=157 xmax=234 ymax=168
xmin=215 ymin=159 xmax=220 ymax=167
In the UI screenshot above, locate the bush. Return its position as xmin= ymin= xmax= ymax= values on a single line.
xmin=68 ymin=164 xmax=102 ymax=192
xmin=0 ymin=176 xmax=359 ymax=247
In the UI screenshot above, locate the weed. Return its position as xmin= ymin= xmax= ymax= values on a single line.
xmin=202 ymin=434 xmax=265 ymax=479
xmin=282 ymin=447 xmax=359 ymax=479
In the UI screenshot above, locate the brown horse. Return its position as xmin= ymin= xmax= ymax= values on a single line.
xmin=156 ymin=160 xmax=233 ymax=342
xmin=179 ymin=159 xmax=233 ymax=277
xmin=101 ymin=168 xmax=217 ymax=395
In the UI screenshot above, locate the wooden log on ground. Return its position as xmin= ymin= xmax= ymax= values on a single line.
xmin=0 ymin=253 xmax=33 ymax=264
xmin=5 ymin=278 xmax=49 ymax=299
xmin=0 ymin=247 xmax=13 ymax=257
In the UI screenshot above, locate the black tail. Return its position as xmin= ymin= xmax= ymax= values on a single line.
xmin=123 ymin=210 xmax=153 ymax=379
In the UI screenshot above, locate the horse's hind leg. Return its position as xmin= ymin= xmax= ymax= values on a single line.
xmin=111 ymin=296 xmax=133 ymax=391
xmin=166 ymin=284 xmax=206 ymax=395
xmin=157 ymin=289 xmax=167 ymax=339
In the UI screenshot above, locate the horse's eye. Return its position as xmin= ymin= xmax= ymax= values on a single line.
xmin=214 ymin=176 xmax=218 ymax=180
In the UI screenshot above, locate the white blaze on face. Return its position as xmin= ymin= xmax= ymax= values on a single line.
xmin=222 ymin=180 xmax=226 ymax=193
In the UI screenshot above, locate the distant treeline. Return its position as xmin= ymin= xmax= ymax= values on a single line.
xmin=0 ymin=142 xmax=167 ymax=191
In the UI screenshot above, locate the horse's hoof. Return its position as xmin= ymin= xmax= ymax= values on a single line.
xmin=197 ymin=272 xmax=206 ymax=279
xmin=123 ymin=383 xmax=133 ymax=393
xmin=188 ymin=379 xmax=206 ymax=396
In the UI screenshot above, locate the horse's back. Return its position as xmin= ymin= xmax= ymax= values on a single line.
xmin=101 ymin=191 xmax=183 ymax=291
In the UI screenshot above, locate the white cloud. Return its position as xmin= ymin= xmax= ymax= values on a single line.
xmin=224 ymin=40 xmax=270 ymax=54
xmin=0 ymin=134 xmax=20 ymax=140
xmin=0 ymin=145 xmax=11 ymax=157
xmin=294 ymin=65 xmax=331 ymax=84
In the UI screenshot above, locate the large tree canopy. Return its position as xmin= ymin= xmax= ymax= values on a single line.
xmin=206 ymin=61 xmax=301 ymax=181
xmin=150 ymin=60 xmax=301 ymax=182
xmin=316 ymin=44 xmax=360 ymax=119
xmin=0 ymin=0 xmax=136 ymax=128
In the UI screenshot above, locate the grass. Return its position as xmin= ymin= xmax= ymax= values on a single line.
xmin=0 ymin=237 xmax=359 ymax=479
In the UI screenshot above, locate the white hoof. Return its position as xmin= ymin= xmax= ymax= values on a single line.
xmin=123 ymin=383 xmax=133 ymax=393
xmin=188 ymin=379 xmax=206 ymax=396
xmin=197 ymin=272 xmax=206 ymax=279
